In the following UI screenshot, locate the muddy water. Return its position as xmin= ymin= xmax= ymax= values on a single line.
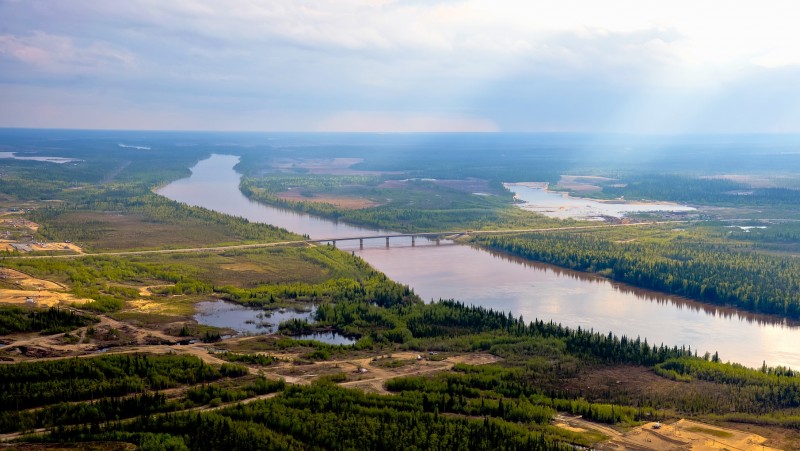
xmin=160 ymin=154 xmax=800 ymax=369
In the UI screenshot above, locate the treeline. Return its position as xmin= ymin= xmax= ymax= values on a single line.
xmin=186 ymin=377 xmax=285 ymax=406
xmin=0 ymin=306 xmax=97 ymax=335
xmin=0 ymin=377 xmax=284 ymax=434
xmin=0 ymin=354 xmax=224 ymax=411
xmin=30 ymin=185 xmax=299 ymax=247
xmin=0 ymin=392 xmax=175 ymax=434
xmin=15 ymin=299 xmax=800 ymax=447
xmin=219 ymin=274 xmax=414 ymax=308
xmin=595 ymin=174 xmax=800 ymax=210
xmin=240 ymin=177 xmax=561 ymax=232
xmin=398 ymin=301 xmax=800 ymax=420
xmin=48 ymin=382 xmax=581 ymax=450
xmin=386 ymin=364 xmax=652 ymax=425
xmin=474 ymin=232 xmax=800 ymax=318
xmin=654 ymin=357 xmax=800 ymax=413
xmin=402 ymin=300 xmax=691 ymax=366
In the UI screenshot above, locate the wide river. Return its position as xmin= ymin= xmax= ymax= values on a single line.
xmin=159 ymin=154 xmax=800 ymax=369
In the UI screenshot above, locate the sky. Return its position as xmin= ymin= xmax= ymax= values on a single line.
xmin=1 ymin=0 xmax=800 ymax=133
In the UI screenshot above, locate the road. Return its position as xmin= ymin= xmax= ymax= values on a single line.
xmin=3 ymin=220 xmax=687 ymax=260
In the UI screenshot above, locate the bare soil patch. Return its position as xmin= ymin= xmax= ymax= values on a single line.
xmin=0 ymin=241 xmax=82 ymax=253
xmin=276 ymin=190 xmax=381 ymax=209
xmin=258 ymin=351 xmax=502 ymax=393
xmin=599 ymin=419 xmax=780 ymax=451
xmin=0 ymin=289 xmax=92 ymax=308
xmin=271 ymin=157 xmax=393 ymax=175
xmin=0 ymin=217 xmax=39 ymax=231
xmin=137 ymin=284 xmax=175 ymax=297
xmin=0 ymin=268 xmax=65 ymax=290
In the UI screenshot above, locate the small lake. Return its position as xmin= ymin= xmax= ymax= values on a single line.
xmin=505 ymin=182 xmax=695 ymax=220
xmin=194 ymin=300 xmax=356 ymax=345
xmin=162 ymin=154 xmax=800 ymax=369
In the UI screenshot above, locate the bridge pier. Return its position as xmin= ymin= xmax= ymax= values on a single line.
xmin=331 ymin=240 xmax=336 ymax=248
xmin=411 ymin=236 xmax=415 ymax=247
xmin=386 ymin=237 xmax=390 ymax=248
xmin=359 ymin=238 xmax=363 ymax=249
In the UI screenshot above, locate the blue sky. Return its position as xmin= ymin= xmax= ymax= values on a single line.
xmin=1 ymin=0 xmax=799 ymax=132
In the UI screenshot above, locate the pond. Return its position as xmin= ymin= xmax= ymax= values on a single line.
xmin=162 ymin=154 xmax=800 ymax=369
xmin=193 ymin=300 xmax=356 ymax=345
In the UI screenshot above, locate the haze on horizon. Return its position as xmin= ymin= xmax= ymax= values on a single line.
xmin=1 ymin=0 xmax=799 ymax=134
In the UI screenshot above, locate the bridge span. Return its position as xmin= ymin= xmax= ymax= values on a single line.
xmin=304 ymin=221 xmax=680 ymax=248
xmin=307 ymin=232 xmax=465 ymax=248
xmin=5 ymin=221 xmax=682 ymax=259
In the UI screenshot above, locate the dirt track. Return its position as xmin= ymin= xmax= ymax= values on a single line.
xmin=554 ymin=415 xmax=783 ymax=451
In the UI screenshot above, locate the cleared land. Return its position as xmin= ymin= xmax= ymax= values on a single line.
xmin=270 ymin=157 xmax=390 ymax=176
xmin=554 ymin=175 xmax=617 ymax=192
xmin=276 ymin=190 xmax=382 ymax=209
xmin=600 ymin=419 xmax=779 ymax=451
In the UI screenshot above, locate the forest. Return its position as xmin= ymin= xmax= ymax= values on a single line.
xmin=0 ymin=305 xmax=97 ymax=335
xmin=12 ymin=299 xmax=800 ymax=449
xmin=4 ymin=130 xmax=800 ymax=449
xmin=472 ymin=228 xmax=800 ymax=318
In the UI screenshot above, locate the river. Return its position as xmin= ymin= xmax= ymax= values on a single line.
xmin=159 ymin=154 xmax=800 ymax=369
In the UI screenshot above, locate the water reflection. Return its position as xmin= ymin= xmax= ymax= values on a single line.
xmin=193 ymin=300 xmax=355 ymax=345
xmin=480 ymin=246 xmax=798 ymax=329
xmin=161 ymin=154 xmax=800 ymax=369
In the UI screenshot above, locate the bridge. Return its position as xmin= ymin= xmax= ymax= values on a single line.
xmin=307 ymin=232 xmax=463 ymax=248
xmin=4 ymin=221 xmax=685 ymax=259
xmin=306 ymin=221 xmax=684 ymax=248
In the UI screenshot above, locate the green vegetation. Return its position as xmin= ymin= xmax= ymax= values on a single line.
xmin=241 ymin=175 xmax=566 ymax=232
xmin=29 ymin=186 xmax=299 ymax=252
xmin=5 ymin=131 xmax=800 ymax=448
xmin=47 ymin=384 xmax=579 ymax=450
xmin=216 ymin=352 xmax=277 ymax=366
xmin=3 ymin=255 xmax=209 ymax=312
xmin=473 ymin=226 xmax=800 ymax=318
xmin=0 ymin=305 xmax=97 ymax=335
xmin=0 ymin=354 xmax=224 ymax=411
xmin=17 ymin=300 xmax=800 ymax=448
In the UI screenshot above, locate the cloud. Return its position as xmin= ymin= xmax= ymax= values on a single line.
xmin=751 ymin=47 xmax=800 ymax=69
xmin=0 ymin=31 xmax=135 ymax=74
xmin=316 ymin=111 xmax=499 ymax=132
xmin=1 ymin=0 xmax=800 ymax=132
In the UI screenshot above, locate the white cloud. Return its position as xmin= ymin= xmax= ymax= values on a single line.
xmin=0 ymin=31 xmax=135 ymax=74
xmin=2 ymin=0 xmax=800 ymax=132
xmin=751 ymin=47 xmax=800 ymax=69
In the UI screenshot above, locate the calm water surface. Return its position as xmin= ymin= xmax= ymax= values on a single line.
xmin=161 ymin=154 xmax=800 ymax=369
xmin=505 ymin=182 xmax=695 ymax=220
xmin=0 ymin=151 xmax=78 ymax=164
xmin=194 ymin=300 xmax=355 ymax=345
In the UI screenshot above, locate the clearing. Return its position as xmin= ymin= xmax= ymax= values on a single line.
xmin=595 ymin=419 xmax=780 ymax=451
xmin=276 ymin=190 xmax=382 ymax=209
